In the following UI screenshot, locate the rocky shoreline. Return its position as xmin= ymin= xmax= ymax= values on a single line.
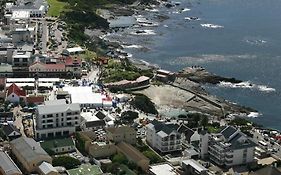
xmin=92 ymin=0 xmax=258 ymax=118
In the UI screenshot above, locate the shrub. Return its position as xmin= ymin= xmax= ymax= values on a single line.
xmin=130 ymin=94 xmax=158 ymax=114
xmin=52 ymin=156 xmax=81 ymax=169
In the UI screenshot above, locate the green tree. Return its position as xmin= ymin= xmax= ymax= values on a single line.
xmin=201 ymin=115 xmax=209 ymax=127
xmin=112 ymin=153 xmax=127 ymax=164
xmin=52 ymin=156 xmax=81 ymax=169
xmin=130 ymin=94 xmax=158 ymax=114
xmin=121 ymin=111 xmax=138 ymax=123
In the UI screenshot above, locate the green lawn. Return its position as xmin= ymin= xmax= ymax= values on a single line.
xmin=47 ymin=0 xmax=68 ymax=17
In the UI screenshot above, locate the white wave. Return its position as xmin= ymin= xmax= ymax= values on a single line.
xmin=130 ymin=29 xmax=156 ymax=35
xmin=145 ymin=8 xmax=159 ymax=12
xmin=201 ymin=23 xmax=224 ymax=29
xmin=247 ymin=112 xmax=260 ymax=118
xmin=184 ymin=17 xmax=200 ymax=21
xmin=172 ymin=11 xmax=180 ymax=14
xmin=245 ymin=39 xmax=267 ymax=45
xmin=140 ymin=22 xmax=159 ymax=27
xmin=163 ymin=24 xmax=169 ymax=28
xmin=121 ymin=44 xmax=143 ymax=49
xmin=181 ymin=8 xmax=191 ymax=12
xmin=218 ymin=81 xmax=276 ymax=93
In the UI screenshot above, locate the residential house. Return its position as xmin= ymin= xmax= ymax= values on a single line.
xmin=106 ymin=126 xmax=137 ymax=145
xmin=116 ymin=142 xmax=150 ymax=171
xmin=0 ymin=43 xmax=15 ymax=64
xmin=34 ymin=99 xmax=81 ymax=139
xmin=156 ymin=69 xmax=175 ymax=82
xmin=38 ymin=162 xmax=59 ymax=175
xmin=6 ymin=83 xmax=26 ymax=103
xmin=1 ymin=123 xmax=21 ymax=140
xmin=10 ymin=137 xmax=52 ymax=173
xmin=40 ymin=138 xmax=75 ymax=154
xmin=8 ymin=0 xmax=48 ymax=18
xmin=26 ymin=96 xmax=45 ymax=105
xmin=177 ymin=124 xmax=200 ymax=146
xmin=0 ymin=151 xmax=22 ymax=175
xmin=181 ymin=159 xmax=208 ymax=175
xmin=62 ymin=47 xmax=85 ymax=56
xmin=207 ymin=126 xmax=256 ymax=167
xmin=12 ymin=27 xmax=35 ymax=43
xmin=0 ymin=77 xmax=7 ymax=99
xmin=146 ymin=120 xmax=181 ymax=153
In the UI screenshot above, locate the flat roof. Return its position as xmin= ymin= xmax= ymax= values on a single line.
xmin=67 ymin=164 xmax=102 ymax=175
xmin=6 ymin=78 xmax=60 ymax=82
xmin=150 ymin=163 xmax=177 ymax=175
xmin=6 ymin=82 xmax=53 ymax=87
xmin=12 ymin=10 xmax=30 ymax=19
xmin=182 ymin=159 xmax=207 ymax=172
xmin=81 ymin=112 xmax=100 ymax=122
xmin=66 ymin=47 xmax=84 ymax=53
xmin=63 ymin=86 xmax=104 ymax=105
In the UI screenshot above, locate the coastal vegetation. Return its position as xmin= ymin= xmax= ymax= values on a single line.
xmin=130 ymin=94 xmax=158 ymax=114
xmin=47 ymin=0 xmax=69 ymax=17
xmin=102 ymin=59 xmax=153 ymax=83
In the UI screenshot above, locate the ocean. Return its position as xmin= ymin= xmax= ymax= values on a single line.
xmin=105 ymin=0 xmax=281 ymax=130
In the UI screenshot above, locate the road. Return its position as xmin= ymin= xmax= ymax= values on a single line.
xmin=41 ymin=19 xmax=48 ymax=53
xmin=252 ymin=129 xmax=281 ymax=159
xmin=86 ymin=66 xmax=100 ymax=84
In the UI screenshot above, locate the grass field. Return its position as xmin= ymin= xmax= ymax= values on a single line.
xmin=47 ymin=0 xmax=68 ymax=17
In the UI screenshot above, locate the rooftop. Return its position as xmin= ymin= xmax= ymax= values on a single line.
xmin=182 ymin=159 xmax=207 ymax=172
xmin=38 ymin=162 xmax=58 ymax=175
xmin=67 ymin=164 xmax=102 ymax=175
xmin=10 ymin=137 xmax=50 ymax=163
xmin=37 ymin=102 xmax=80 ymax=115
xmin=0 ymin=151 xmax=22 ymax=175
xmin=149 ymin=163 xmax=177 ymax=175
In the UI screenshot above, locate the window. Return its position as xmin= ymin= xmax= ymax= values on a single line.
xmin=56 ymin=114 xmax=58 ymax=117
xmin=61 ymin=113 xmax=64 ymax=116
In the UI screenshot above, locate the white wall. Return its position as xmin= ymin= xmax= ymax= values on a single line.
xmin=7 ymin=93 xmax=20 ymax=103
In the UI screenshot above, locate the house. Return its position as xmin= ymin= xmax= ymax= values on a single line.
xmin=106 ymin=126 xmax=137 ymax=145
xmin=38 ymin=162 xmax=59 ymax=175
xmin=6 ymin=83 xmax=26 ymax=103
xmin=10 ymin=137 xmax=52 ymax=173
xmin=12 ymin=27 xmax=35 ymax=43
xmin=104 ymin=76 xmax=150 ymax=90
xmin=181 ymin=159 xmax=208 ymax=175
xmin=0 ymin=112 xmax=14 ymax=123
xmin=0 ymin=77 xmax=7 ymax=99
xmin=249 ymin=165 xmax=281 ymax=175
xmin=34 ymin=99 xmax=81 ymax=139
xmin=62 ymin=47 xmax=85 ymax=56
xmin=207 ymin=126 xmax=256 ymax=167
xmin=80 ymin=112 xmax=106 ymax=131
xmin=0 ymin=151 xmax=22 ymax=175
xmin=116 ymin=142 xmax=150 ymax=171
xmin=78 ymin=131 xmax=117 ymax=158
xmin=8 ymin=0 xmax=48 ymax=18
xmin=146 ymin=120 xmax=181 ymax=153
xmin=156 ymin=69 xmax=175 ymax=82
xmin=1 ymin=123 xmax=21 ymax=140
xmin=40 ymin=138 xmax=75 ymax=154
xmin=177 ymin=124 xmax=200 ymax=145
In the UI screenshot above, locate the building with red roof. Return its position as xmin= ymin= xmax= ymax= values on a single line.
xmin=6 ymin=83 xmax=26 ymax=103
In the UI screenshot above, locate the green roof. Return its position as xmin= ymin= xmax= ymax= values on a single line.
xmin=40 ymin=138 xmax=74 ymax=150
xmin=67 ymin=164 xmax=102 ymax=175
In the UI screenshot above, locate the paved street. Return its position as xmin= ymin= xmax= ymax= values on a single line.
xmin=42 ymin=19 xmax=48 ymax=53
xmin=252 ymin=129 xmax=281 ymax=158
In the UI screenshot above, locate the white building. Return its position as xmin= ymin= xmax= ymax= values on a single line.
xmin=63 ymin=86 xmax=112 ymax=109
xmin=207 ymin=126 xmax=256 ymax=167
xmin=146 ymin=120 xmax=181 ymax=153
xmin=34 ymin=99 xmax=81 ymax=139
xmin=12 ymin=27 xmax=35 ymax=43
